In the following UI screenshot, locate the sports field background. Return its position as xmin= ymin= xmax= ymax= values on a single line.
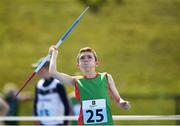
xmin=0 ymin=0 xmax=180 ymax=125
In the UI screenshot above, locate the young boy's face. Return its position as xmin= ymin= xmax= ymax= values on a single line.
xmin=77 ymin=52 xmax=98 ymax=73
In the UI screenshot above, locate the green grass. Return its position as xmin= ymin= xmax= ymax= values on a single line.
xmin=0 ymin=0 xmax=180 ymax=125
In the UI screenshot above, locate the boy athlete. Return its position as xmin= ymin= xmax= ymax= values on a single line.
xmin=49 ymin=46 xmax=130 ymax=125
xmin=33 ymin=59 xmax=70 ymax=125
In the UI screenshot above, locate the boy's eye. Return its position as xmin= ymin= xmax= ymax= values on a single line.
xmin=80 ymin=55 xmax=93 ymax=60
xmin=87 ymin=55 xmax=92 ymax=59
xmin=80 ymin=56 xmax=85 ymax=60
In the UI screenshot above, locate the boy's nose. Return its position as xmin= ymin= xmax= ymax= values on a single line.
xmin=83 ymin=56 xmax=89 ymax=61
xmin=83 ymin=59 xmax=89 ymax=63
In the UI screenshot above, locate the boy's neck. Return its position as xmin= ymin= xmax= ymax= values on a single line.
xmin=84 ymin=71 xmax=97 ymax=78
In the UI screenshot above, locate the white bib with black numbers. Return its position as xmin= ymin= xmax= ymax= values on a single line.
xmin=82 ymin=99 xmax=108 ymax=124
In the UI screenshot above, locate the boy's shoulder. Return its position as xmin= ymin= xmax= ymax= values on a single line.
xmin=99 ymin=72 xmax=107 ymax=74
xmin=99 ymin=72 xmax=109 ymax=76
xmin=74 ymin=75 xmax=84 ymax=80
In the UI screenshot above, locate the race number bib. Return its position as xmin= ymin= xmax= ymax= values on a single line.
xmin=38 ymin=101 xmax=51 ymax=116
xmin=82 ymin=99 xmax=107 ymax=124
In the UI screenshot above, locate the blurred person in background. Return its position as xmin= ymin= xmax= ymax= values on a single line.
xmin=2 ymin=82 xmax=32 ymax=125
xmin=33 ymin=58 xmax=70 ymax=125
xmin=69 ymin=91 xmax=80 ymax=125
xmin=0 ymin=97 xmax=9 ymax=125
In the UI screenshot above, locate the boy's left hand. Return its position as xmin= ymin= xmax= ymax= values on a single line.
xmin=119 ymin=99 xmax=130 ymax=110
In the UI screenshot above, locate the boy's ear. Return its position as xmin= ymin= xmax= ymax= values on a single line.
xmin=76 ymin=63 xmax=80 ymax=69
xmin=95 ymin=61 xmax=99 ymax=67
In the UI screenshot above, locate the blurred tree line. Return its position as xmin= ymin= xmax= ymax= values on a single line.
xmin=79 ymin=0 xmax=123 ymax=12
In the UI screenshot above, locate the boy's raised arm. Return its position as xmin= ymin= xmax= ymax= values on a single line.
xmin=107 ymin=74 xmax=130 ymax=110
xmin=49 ymin=46 xmax=74 ymax=85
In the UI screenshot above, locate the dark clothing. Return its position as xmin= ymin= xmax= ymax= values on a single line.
xmin=34 ymin=78 xmax=70 ymax=125
xmin=4 ymin=92 xmax=19 ymax=125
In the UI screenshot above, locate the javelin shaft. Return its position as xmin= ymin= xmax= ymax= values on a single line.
xmin=35 ymin=6 xmax=89 ymax=73
xmin=35 ymin=54 xmax=51 ymax=73
xmin=15 ymin=7 xmax=89 ymax=97
xmin=55 ymin=6 xmax=89 ymax=49
xmin=14 ymin=72 xmax=36 ymax=99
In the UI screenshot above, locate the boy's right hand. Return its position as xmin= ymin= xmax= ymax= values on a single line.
xmin=49 ymin=45 xmax=58 ymax=56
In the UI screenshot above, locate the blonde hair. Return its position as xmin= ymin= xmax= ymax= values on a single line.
xmin=77 ymin=47 xmax=97 ymax=63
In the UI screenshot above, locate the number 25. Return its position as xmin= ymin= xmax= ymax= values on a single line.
xmin=86 ymin=109 xmax=104 ymax=123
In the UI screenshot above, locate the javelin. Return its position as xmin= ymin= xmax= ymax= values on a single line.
xmin=15 ymin=7 xmax=89 ymax=98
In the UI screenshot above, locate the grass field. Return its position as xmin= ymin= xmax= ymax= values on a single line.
xmin=0 ymin=0 xmax=180 ymax=125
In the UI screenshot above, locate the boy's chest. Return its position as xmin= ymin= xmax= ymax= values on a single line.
xmin=78 ymin=79 xmax=108 ymax=100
